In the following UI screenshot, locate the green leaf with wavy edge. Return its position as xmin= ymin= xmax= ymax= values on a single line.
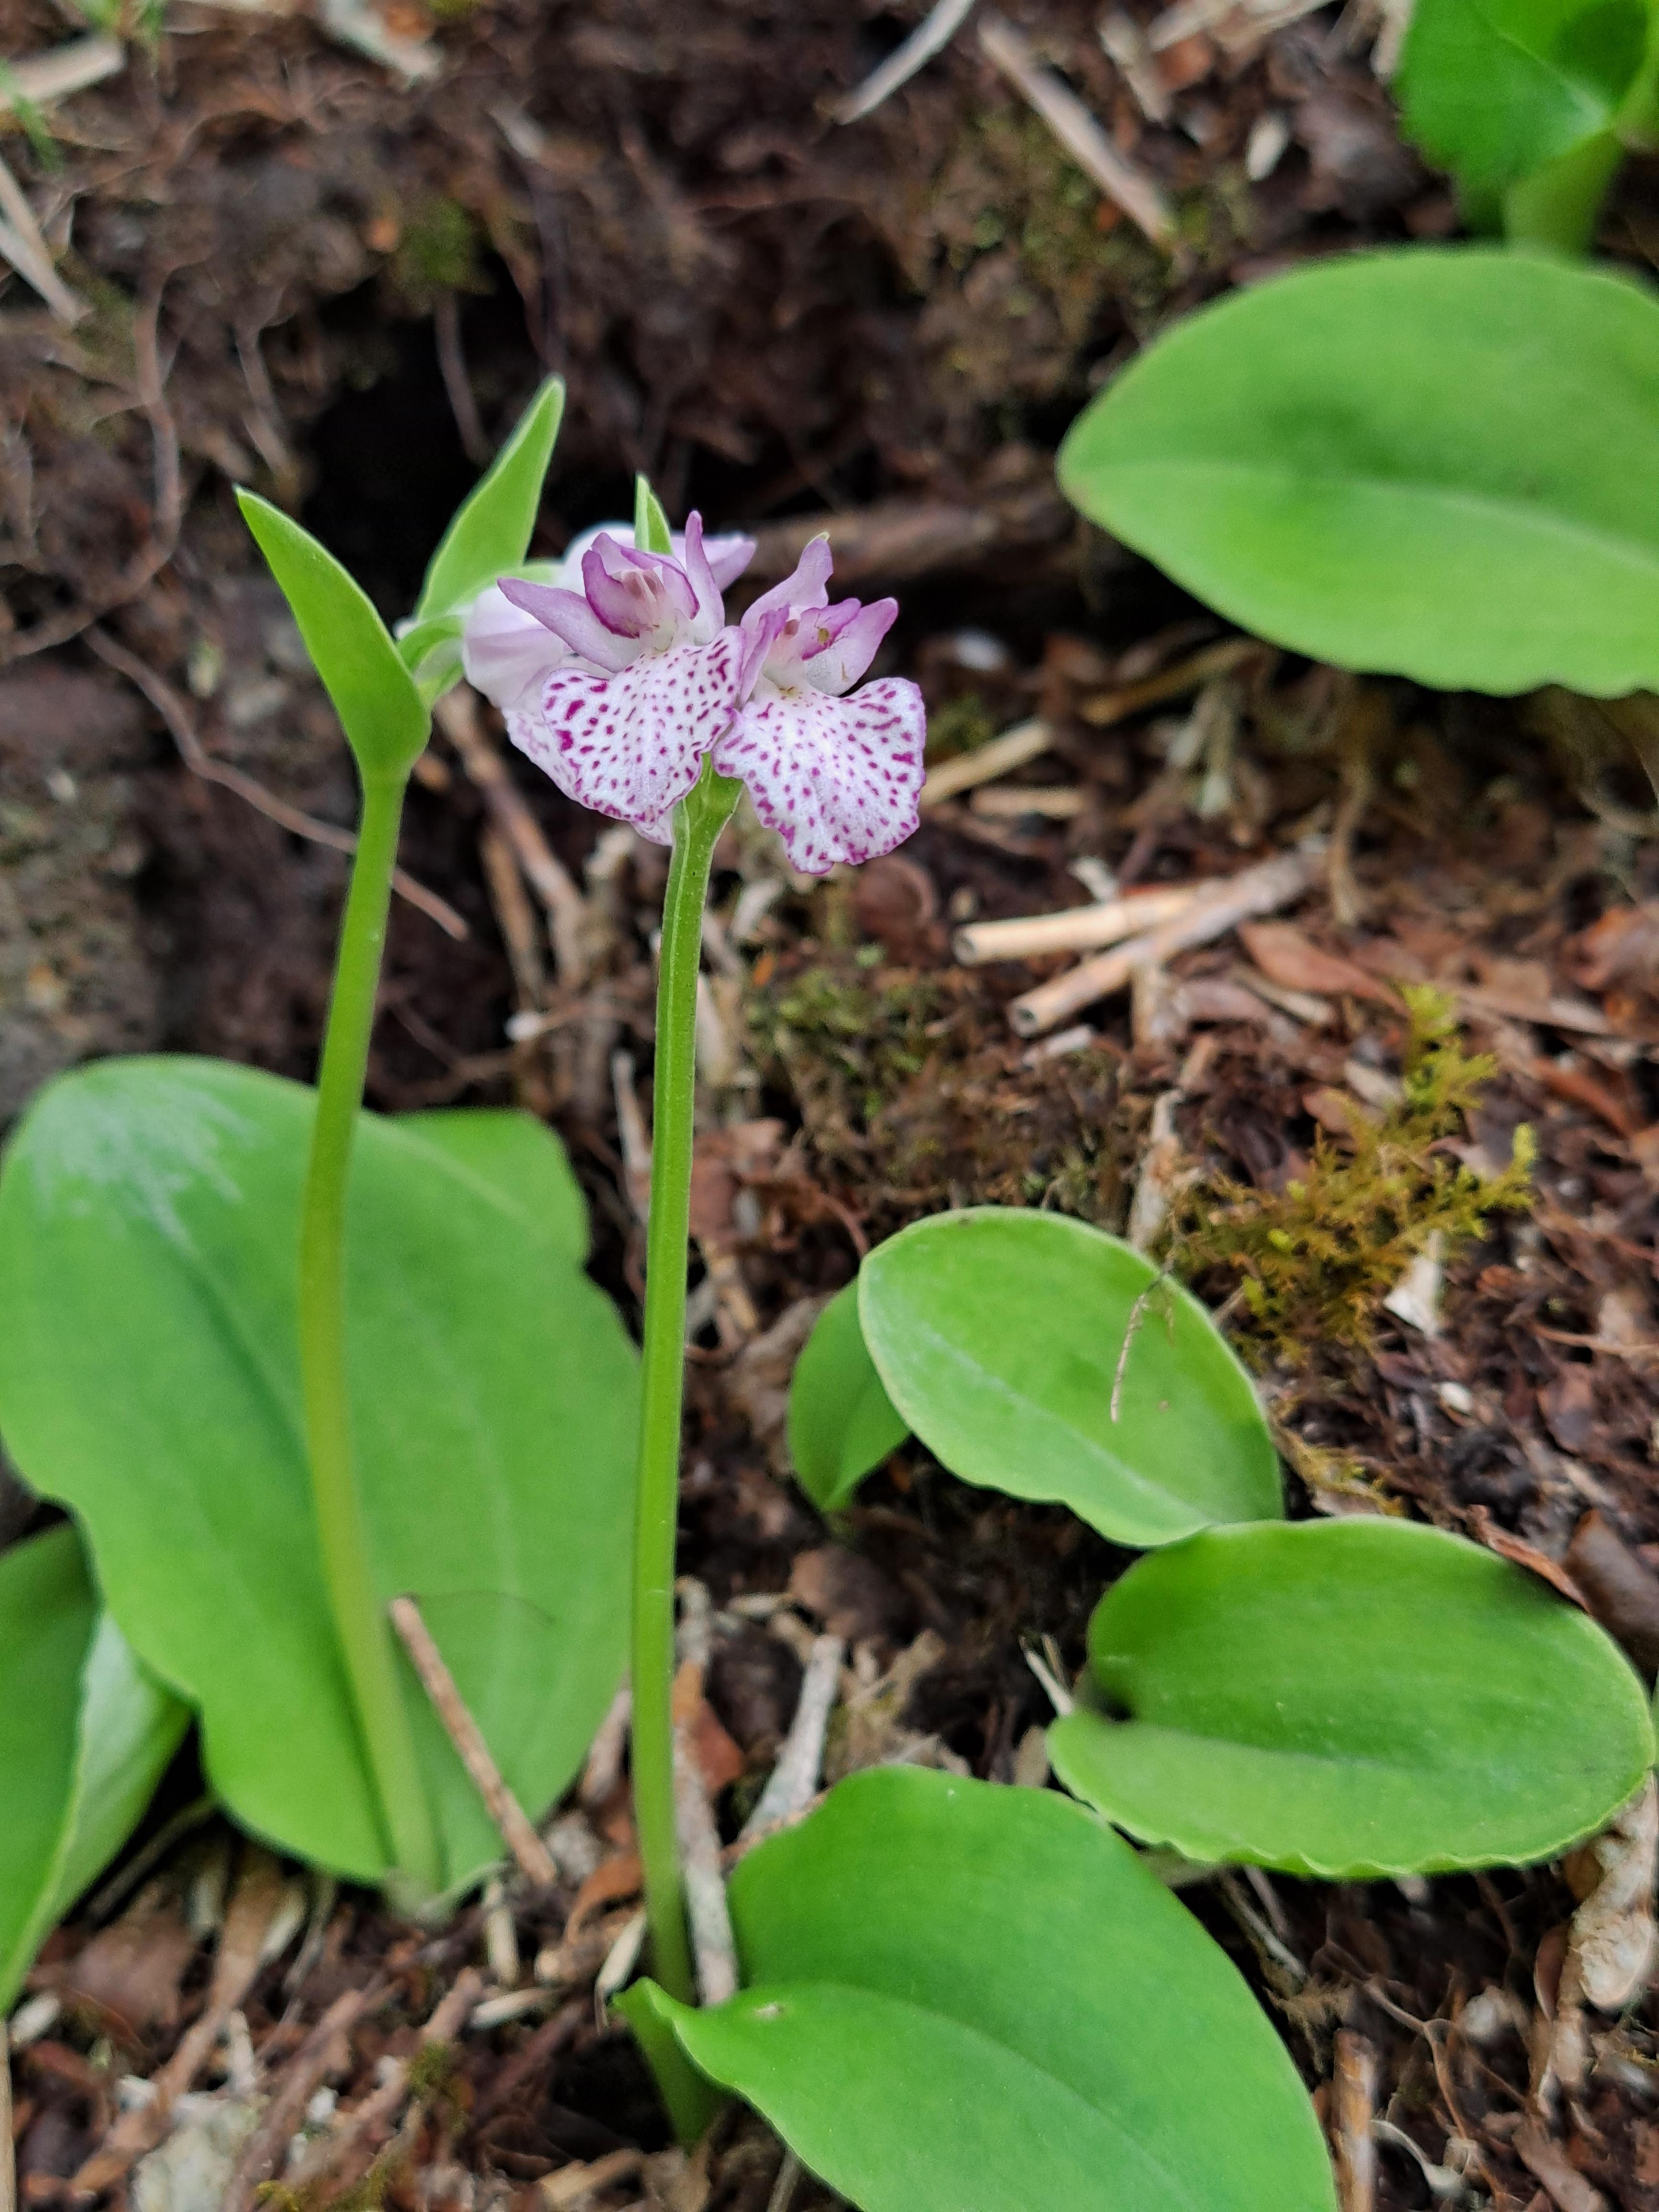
xmin=620 ymin=1767 xmax=1336 ymax=2212
xmin=1398 ymin=0 xmax=1648 ymax=192
xmin=237 ymin=493 xmax=429 ymax=781
xmin=855 ymin=1207 xmax=1279 ymax=1546
xmin=413 ymin=376 xmax=566 ymax=622
xmin=1058 ymin=247 xmax=1659 ymax=697
xmin=0 ymin=1059 xmax=636 ymax=1891
xmin=0 ymin=1524 xmax=189 ymax=2011
xmin=1049 ymin=1518 xmax=1656 ymax=1877
xmin=786 ymin=1284 xmax=909 ymax=1513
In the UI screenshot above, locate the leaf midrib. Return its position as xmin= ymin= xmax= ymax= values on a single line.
xmin=1092 ymin=456 xmax=1659 ymax=581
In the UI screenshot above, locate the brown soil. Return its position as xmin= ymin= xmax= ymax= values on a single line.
xmin=6 ymin=3 xmax=1659 ymax=2209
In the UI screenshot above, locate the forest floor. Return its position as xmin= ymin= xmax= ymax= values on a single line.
xmin=5 ymin=2 xmax=1659 ymax=2208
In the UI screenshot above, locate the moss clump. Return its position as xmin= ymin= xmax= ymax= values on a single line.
xmin=753 ymin=955 xmax=945 ymax=1147
xmin=925 ymin=692 xmax=999 ymax=763
xmin=391 ymin=197 xmax=485 ymax=310
xmin=1174 ymin=987 xmax=1535 ymax=1365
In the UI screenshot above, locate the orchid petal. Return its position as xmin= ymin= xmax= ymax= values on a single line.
xmin=586 ymin=532 xmax=698 ymax=631
xmin=678 ymin=513 xmax=725 ymax=639
xmin=461 ymin=583 xmax=566 ymax=711
xmin=712 ymin=676 xmax=926 ymax=876
xmin=799 ymin=597 xmax=898 ymax=694
xmin=555 ymin=522 xmax=630 ymax=586
xmin=557 ymin=520 xmax=755 ymax=594
xmin=701 ymin=531 xmax=757 ymax=591
xmin=499 ymin=579 xmax=638 ymax=672
xmin=508 ymin=630 xmax=749 ymax=830
xmin=738 ymin=605 xmax=789 ymax=698
xmin=742 ymin=534 xmax=835 ymax=629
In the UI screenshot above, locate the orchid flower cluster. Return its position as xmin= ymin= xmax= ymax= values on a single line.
xmin=462 ymin=518 xmax=926 ymax=874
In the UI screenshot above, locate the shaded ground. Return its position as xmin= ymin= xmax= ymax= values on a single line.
xmin=5 ymin=3 xmax=1659 ymax=2208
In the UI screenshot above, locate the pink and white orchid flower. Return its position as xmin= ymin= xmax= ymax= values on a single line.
xmin=463 ymin=514 xmax=925 ymax=875
xmin=712 ymin=537 xmax=924 ymax=875
xmin=492 ymin=516 xmax=751 ymax=831
xmin=460 ymin=524 xmax=755 ymax=715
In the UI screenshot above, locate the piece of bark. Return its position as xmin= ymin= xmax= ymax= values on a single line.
xmin=1564 ymin=1513 xmax=1659 ymax=1675
xmin=1238 ymin=922 xmax=1396 ymax=1004
xmin=1563 ymin=1777 xmax=1658 ymax=2013
xmin=1330 ymin=2028 xmax=1377 ymax=2212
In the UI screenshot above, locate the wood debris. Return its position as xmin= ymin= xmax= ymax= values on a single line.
xmin=977 ymin=13 xmax=1177 ymax=249
xmin=1008 ymin=847 xmax=1322 ymax=1035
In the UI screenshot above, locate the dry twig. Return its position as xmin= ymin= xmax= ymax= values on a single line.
xmin=1009 ymin=847 xmax=1321 ymax=1036
xmin=389 ymin=1595 xmax=558 ymax=1886
xmin=0 ymin=150 xmax=84 ymax=325
xmin=741 ymin=1634 xmax=845 ymax=1841
xmin=955 ymin=884 xmax=1198 ymax=965
xmin=71 ymin=1848 xmax=290 ymax=2196
xmin=833 ymin=0 xmax=978 ymax=122
xmin=223 ymin=1980 xmax=392 ymax=2212
xmin=922 ymin=718 xmax=1051 ymax=807
xmin=978 ymin=13 xmax=1177 ymax=248
xmin=285 ymin=1969 xmax=482 ymax=2195
xmin=0 ymin=34 xmax=123 ymax=113
xmin=675 ymin=1728 xmax=739 ymax=2005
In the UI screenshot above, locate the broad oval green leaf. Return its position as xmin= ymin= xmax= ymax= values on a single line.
xmin=0 ymin=1524 xmax=189 ymax=2011
xmin=0 ymin=1060 xmax=637 ymax=1891
xmin=622 ymin=1767 xmax=1336 ymax=2212
xmin=1398 ymin=0 xmax=1646 ymax=192
xmin=786 ymin=1285 xmax=909 ymax=1513
xmin=413 ymin=376 xmax=566 ymax=622
xmin=1049 ymin=1518 xmax=1656 ymax=1878
xmin=856 ymin=1208 xmax=1279 ymax=1546
xmin=397 ymin=1107 xmax=589 ymax=1263
xmin=1058 ymin=248 xmax=1659 ymax=697
xmin=237 ymin=493 xmax=429 ymax=780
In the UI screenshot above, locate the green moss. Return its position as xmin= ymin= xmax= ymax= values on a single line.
xmin=753 ymin=956 xmax=944 ymax=1139
xmin=925 ymin=693 xmax=998 ymax=763
xmin=391 ymin=198 xmax=485 ymax=311
xmin=1173 ymin=987 xmax=1535 ymax=1366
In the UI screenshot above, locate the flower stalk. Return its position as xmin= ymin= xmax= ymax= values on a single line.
xmin=298 ymin=764 xmax=441 ymax=1901
xmin=631 ymin=763 xmax=741 ymax=2007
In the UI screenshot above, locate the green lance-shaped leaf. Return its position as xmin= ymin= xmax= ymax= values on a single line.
xmin=0 ymin=1059 xmax=637 ymax=1891
xmin=0 ymin=1524 xmax=189 ymax=2012
xmin=1058 ymin=246 xmax=1659 ymax=697
xmin=855 ymin=1207 xmax=1280 ymax=1546
xmin=1049 ymin=1518 xmax=1657 ymax=1879
xmin=237 ymin=492 xmax=429 ymax=782
xmin=1397 ymin=0 xmax=1648 ymax=193
xmin=412 ymin=375 xmax=566 ymax=627
xmin=786 ymin=1283 xmax=909 ymax=1513
xmin=620 ymin=1766 xmax=1337 ymax=2212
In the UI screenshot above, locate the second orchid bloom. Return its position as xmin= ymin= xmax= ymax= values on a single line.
xmin=461 ymin=517 xmax=926 ymax=874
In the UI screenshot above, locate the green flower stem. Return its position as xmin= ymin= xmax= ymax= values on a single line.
xmin=1503 ymin=130 xmax=1624 ymax=254
xmin=299 ymin=766 xmax=442 ymax=1900
xmin=632 ymin=767 xmax=741 ymax=2015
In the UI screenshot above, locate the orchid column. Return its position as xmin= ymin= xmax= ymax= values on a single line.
xmin=467 ymin=495 xmax=926 ymax=2028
